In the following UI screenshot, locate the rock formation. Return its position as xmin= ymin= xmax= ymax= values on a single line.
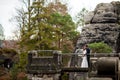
xmin=76 ymin=1 xmax=120 ymax=53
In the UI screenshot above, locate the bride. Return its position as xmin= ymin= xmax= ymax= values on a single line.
xmin=81 ymin=45 xmax=88 ymax=68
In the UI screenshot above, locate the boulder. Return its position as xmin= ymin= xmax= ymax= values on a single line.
xmin=94 ymin=3 xmax=115 ymax=13
xmin=92 ymin=3 xmax=117 ymax=23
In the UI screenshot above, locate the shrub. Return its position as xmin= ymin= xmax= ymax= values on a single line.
xmin=88 ymin=42 xmax=112 ymax=53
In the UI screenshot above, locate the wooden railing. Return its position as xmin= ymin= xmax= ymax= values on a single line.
xmin=27 ymin=50 xmax=120 ymax=80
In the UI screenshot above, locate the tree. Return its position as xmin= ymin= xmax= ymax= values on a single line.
xmin=47 ymin=1 xmax=67 ymax=15
xmin=10 ymin=0 xmax=32 ymax=50
xmin=47 ymin=2 xmax=79 ymax=52
xmin=28 ymin=0 xmax=59 ymax=50
xmin=13 ymin=0 xmax=56 ymax=50
xmin=76 ymin=8 xmax=88 ymax=27
xmin=49 ymin=12 xmax=79 ymax=52
xmin=13 ymin=0 xmax=79 ymax=52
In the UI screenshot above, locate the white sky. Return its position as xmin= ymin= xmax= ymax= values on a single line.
xmin=0 ymin=0 xmax=119 ymax=39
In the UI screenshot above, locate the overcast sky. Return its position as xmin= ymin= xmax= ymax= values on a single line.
xmin=0 ymin=0 xmax=119 ymax=39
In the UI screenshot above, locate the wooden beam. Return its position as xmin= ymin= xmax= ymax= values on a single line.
xmin=61 ymin=67 xmax=88 ymax=72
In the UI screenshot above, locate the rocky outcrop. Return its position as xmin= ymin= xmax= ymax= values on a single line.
xmin=77 ymin=1 xmax=120 ymax=52
xmin=92 ymin=3 xmax=117 ymax=23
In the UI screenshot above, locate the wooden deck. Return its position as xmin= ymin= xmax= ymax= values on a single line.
xmin=61 ymin=67 xmax=88 ymax=72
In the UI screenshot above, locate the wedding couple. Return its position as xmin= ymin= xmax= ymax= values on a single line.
xmin=81 ymin=44 xmax=90 ymax=68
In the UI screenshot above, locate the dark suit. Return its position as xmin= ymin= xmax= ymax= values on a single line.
xmin=86 ymin=48 xmax=90 ymax=67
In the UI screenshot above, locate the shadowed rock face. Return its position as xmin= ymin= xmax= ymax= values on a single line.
xmin=77 ymin=1 xmax=120 ymax=53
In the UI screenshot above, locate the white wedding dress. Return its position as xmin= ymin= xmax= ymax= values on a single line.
xmin=81 ymin=50 xmax=88 ymax=68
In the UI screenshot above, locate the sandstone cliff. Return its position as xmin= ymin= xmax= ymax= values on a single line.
xmin=76 ymin=1 xmax=120 ymax=53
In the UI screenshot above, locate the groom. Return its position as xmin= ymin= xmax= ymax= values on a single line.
xmin=84 ymin=44 xmax=91 ymax=67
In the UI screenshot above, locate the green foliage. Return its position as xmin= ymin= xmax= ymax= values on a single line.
xmin=61 ymin=40 xmax=74 ymax=53
xmin=76 ymin=8 xmax=88 ymax=27
xmin=10 ymin=64 xmax=28 ymax=80
xmin=0 ymin=48 xmax=18 ymax=64
xmin=10 ymin=52 xmax=28 ymax=80
xmin=10 ymin=64 xmax=19 ymax=80
xmin=0 ymin=48 xmax=19 ymax=79
xmin=19 ymin=0 xmax=57 ymax=50
xmin=0 ymin=48 xmax=18 ymax=55
xmin=15 ymin=0 xmax=79 ymax=53
xmin=49 ymin=12 xmax=79 ymax=52
xmin=18 ymin=52 xmax=28 ymax=71
xmin=62 ymin=73 xmax=69 ymax=80
xmin=88 ymin=42 xmax=112 ymax=53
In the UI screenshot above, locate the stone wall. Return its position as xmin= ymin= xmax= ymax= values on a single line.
xmin=76 ymin=1 xmax=120 ymax=53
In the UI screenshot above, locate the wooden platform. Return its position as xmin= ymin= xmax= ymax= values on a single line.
xmin=61 ymin=67 xmax=88 ymax=72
